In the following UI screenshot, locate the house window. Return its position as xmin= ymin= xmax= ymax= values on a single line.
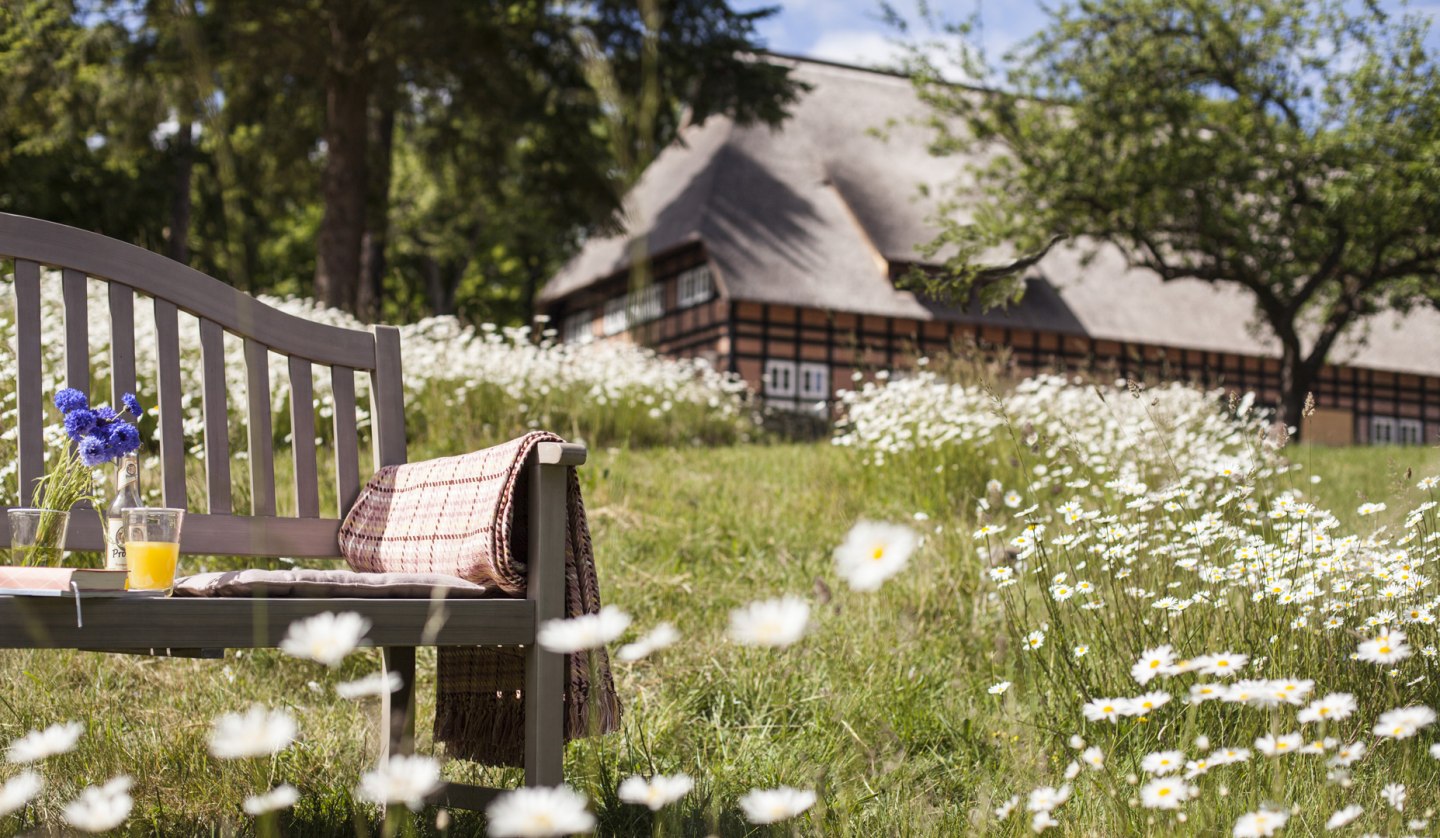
xmin=764 ymin=359 xmax=796 ymax=397
xmin=1371 ymin=416 xmax=1397 ymax=445
xmin=602 ymin=297 xmax=629 ymax=336
xmin=629 ymin=284 xmax=663 ymax=324
xmin=1400 ymin=418 xmax=1424 ymax=446
xmin=799 ymin=362 xmax=830 ymax=401
xmin=676 ymin=266 xmax=713 ymax=308
xmin=562 ymin=310 xmax=593 ymax=343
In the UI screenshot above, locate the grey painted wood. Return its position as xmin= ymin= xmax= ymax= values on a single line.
xmin=0 ymin=506 xmax=345 ymax=558
xmin=14 ymin=260 xmax=43 ymax=508
xmin=381 ymin=646 xmax=417 ymax=761
xmin=244 ymin=339 xmax=276 ymax=516
xmin=332 ymin=366 xmax=361 ymax=516
xmin=536 ymin=442 xmax=587 ymax=467
xmin=0 ymin=213 xmax=377 ymax=369
xmin=0 ymin=596 xmax=537 ymax=649
xmin=153 ymin=299 xmax=187 ymax=507
xmin=370 ymin=325 xmax=407 ymax=468
xmin=107 ymin=283 xmax=136 ymax=407
xmin=428 ymin=783 xmax=503 ymax=810
xmin=524 ymin=459 xmax=567 ymax=787
xmin=288 ymin=356 xmax=320 ymax=518
xmin=198 ymin=319 xmax=232 ymax=514
xmin=61 ymin=269 xmax=89 ymax=393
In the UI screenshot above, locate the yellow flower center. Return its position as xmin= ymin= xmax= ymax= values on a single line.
xmin=1157 ymin=788 xmax=1171 ymax=797
xmin=871 ymin=545 xmax=886 ymax=560
xmin=1379 ymin=645 xmax=1392 ymax=654
xmin=1150 ymin=660 xmax=1161 ymax=669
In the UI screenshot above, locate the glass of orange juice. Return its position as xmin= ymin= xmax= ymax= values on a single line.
xmin=123 ymin=508 xmax=185 ymax=593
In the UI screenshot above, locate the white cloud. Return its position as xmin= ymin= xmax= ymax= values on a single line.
xmin=807 ymin=29 xmax=907 ymax=69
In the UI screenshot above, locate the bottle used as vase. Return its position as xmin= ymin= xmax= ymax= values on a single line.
xmin=105 ymin=453 xmax=141 ymax=571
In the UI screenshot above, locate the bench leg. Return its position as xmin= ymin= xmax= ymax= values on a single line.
xmin=524 ymin=460 xmax=567 ymax=786
xmin=381 ymin=646 xmax=416 ymax=760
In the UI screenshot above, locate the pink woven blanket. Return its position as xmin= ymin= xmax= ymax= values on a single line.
xmin=337 ymin=431 xmax=619 ymax=766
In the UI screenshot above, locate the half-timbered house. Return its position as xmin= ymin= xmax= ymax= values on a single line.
xmin=538 ymin=55 xmax=1440 ymax=445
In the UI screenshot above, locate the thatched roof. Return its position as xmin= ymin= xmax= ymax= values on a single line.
xmin=540 ymin=56 xmax=1440 ymax=377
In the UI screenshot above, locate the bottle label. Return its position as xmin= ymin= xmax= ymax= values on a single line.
xmin=105 ymin=516 xmax=128 ymax=571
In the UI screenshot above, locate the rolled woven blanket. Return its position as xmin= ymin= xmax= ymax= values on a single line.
xmin=337 ymin=430 xmax=620 ymax=765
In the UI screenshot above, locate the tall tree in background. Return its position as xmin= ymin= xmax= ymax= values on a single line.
xmin=908 ymin=0 xmax=1440 ymax=432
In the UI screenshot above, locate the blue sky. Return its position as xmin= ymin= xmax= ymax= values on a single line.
xmin=744 ymin=1 xmax=1440 ymax=70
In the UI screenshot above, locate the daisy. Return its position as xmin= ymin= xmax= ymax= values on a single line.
xmin=1188 ymin=683 xmax=1225 ymax=703
xmin=486 ymin=784 xmax=595 ymax=836
xmin=208 ymin=706 xmax=297 ymax=759
xmin=617 ymin=773 xmax=693 ymax=811
xmin=1024 ymin=630 xmax=1046 ymax=650
xmin=1329 ymin=742 xmax=1366 ymax=767
xmin=0 ymin=771 xmax=41 ymax=817
xmin=1382 ymin=783 xmax=1406 ymax=812
xmin=1032 ymin=810 xmax=1059 ymax=833
xmin=62 ymin=776 xmax=133 ymax=833
xmin=1325 ymin=804 xmax=1362 ymax=830
xmin=5 ymin=721 xmax=84 ymax=764
xmin=1082 ymin=697 xmax=1132 ymax=723
xmin=1080 ymin=746 xmax=1105 ymax=770
xmin=537 ymin=606 xmax=631 ymax=654
xmin=1298 ymin=693 xmax=1357 ymax=724
xmin=833 ymin=520 xmax=919 ymax=591
xmin=988 ymin=681 xmax=1011 ymax=696
xmin=1141 ymin=751 xmax=1185 ymax=775
xmin=1255 ymin=732 xmax=1302 ymax=757
xmin=1208 ymin=747 xmax=1252 ymax=766
xmin=1139 ymin=777 xmax=1194 ymax=810
xmin=1130 ymin=645 xmax=1176 ymax=685
xmin=1374 ymin=706 xmax=1436 ymax=740
xmin=738 ymin=786 xmax=816 ymax=824
xmin=616 ymin=622 xmax=680 ymax=662
xmin=336 ymin=671 xmax=404 ymax=700
xmin=358 ymin=754 xmax=443 ymax=812
xmin=1356 ymin=629 xmax=1412 ymax=665
xmin=243 ymin=784 xmax=300 ymax=816
xmin=1026 ymin=784 xmax=1071 ymax=813
xmin=1232 ymin=809 xmax=1288 ymax=837
xmin=1130 ymin=691 xmax=1171 ymax=715
xmin=728 ymin=597 xmax=811 ymax=648
xmin=1430 ymin=742 xmax=1440 ymax=759
xmin=280 ymin=612 xmax=371 ymax=666
xmin=995 ymin=795 xmax=1020 ymax=818
xmin=1194 ymin=652 xmax=1248 ymax=678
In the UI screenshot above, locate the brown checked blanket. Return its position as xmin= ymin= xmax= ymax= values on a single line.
xmin=337 ymin=431 xmax=620 ymax=765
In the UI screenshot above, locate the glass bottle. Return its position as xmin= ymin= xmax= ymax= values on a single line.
xmin=105 ymin=453 xmax=141 ymax=571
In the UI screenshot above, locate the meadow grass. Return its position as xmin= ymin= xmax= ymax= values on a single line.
xmin=1 ymin=438 xmax=1434 ymax=836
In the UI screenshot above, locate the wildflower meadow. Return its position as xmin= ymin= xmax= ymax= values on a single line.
xmin=3 ymin=275 xmax=1440 ymax=836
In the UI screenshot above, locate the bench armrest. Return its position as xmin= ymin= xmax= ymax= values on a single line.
xmin=534 ymin=441 xmax=587 ymax=467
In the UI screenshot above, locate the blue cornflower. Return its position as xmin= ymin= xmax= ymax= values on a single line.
xmin=107 ymin=422 xmax=141 ymax=456
xmin=63 ymin=409 xmax=98 ymax=441
xmin=95 ymin=406 xmax=118 ymax=422
xmin=53 ymin=388 xmax=88 ymax=414
xmin=78 ymin=436 xmax=109 ymax=467
xmin=121 ymin=393 xmax=143 ymax=418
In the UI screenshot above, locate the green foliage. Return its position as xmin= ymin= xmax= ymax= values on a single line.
xmin=907 ymin=0 xmax=1440 ymax=427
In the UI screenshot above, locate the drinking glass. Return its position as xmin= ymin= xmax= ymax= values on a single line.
xmin=123 ymin=508 xmax=185 ymax=592
xmin=8 ymin=509 xmax=71 ymax=567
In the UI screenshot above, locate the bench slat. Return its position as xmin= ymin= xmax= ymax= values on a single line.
xmin=370 ymin=325 xmax=407 ymax=467
xmin=0 ymin=596 xmax=536 ymax=650
xmin=332 ymin=366 xmax=361 ymax=516
xmin=107 ymin=283 xmax=136 ymax=407
xmin=0 ymin=507 xmax=345 ymax=557
xmin=62 ymin=268 xmax=88 ymax=393
xmin=154 ymin=298 xmax=187 ymax=507
xmin=289 ymin=356 xmax=319 ymax=518
xmin=14 ymin=259 xmax=44 ymax=507
xmin=199 ymin=318 xmax=232 ymax=514
xmin=245 ymin=338 xmax=277 ymax=517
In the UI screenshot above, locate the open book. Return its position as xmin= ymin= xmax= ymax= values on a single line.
xmin=0 ymin=566 xmax=129 ymax=594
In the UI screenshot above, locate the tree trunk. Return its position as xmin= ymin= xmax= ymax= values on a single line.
xmin=422 ymin=255 xmax=459 ymax=316
xmin=356 ymin=63 xmax=397 ymax=322
xmin=166 ymin=119 xmax=193 ymax=264
xmin=314 ymin=9 xmax=373 ymax=312
xmin=1277 ymin=342 xmax=1318 ymax=440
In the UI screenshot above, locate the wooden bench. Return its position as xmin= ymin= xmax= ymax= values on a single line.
xmin=0 ymin=212 xmax=576 ymax=809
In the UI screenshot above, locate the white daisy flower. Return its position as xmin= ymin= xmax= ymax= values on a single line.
xmin=1024 ymin=630 xmax=1046 ymax=650
xmin=1081 ymin=697 xmax=1132 ymax=723
xmin=280 ymin=612 xmax=371 ymax=666
xmin=833 ymin=520 xmax=919 ymax=591
xmin=1026 ymin=784 xmax=1071 ymax=813
xmin=1255 ymin=732 xmax=1302 ymax=757
xmin=5 ymin=721 xmax=84 ymax=765
xmin=1298 ymin=693 xmax=1357 ymax=724
xmin=1329 ymin=742 xmax=1366 ymax=767
xmin=1080 ymin=746 xmax=1105 ymax=770
xmin=358 ymin=754 xmax=444 ymax=812
xmin=243 ymin=784 xmax=300 ymax=816
xmin=728 ymin=597 xmax=811 ymax=648
xmin=0 ymin=771 xmax=41 ymax=817
xmin=208 ymin=706 xmax=297 ymax=759
xmin=1130 ymin=645 xmax=1176 ymax=685
xmin=617 ymin=773 xmax=693 ymax=811
xmin=486 ymin=784 xmax=595 ymax=836
xmin=988 ymin=681 xmax=1011 ymax=696
xmin=1325 ymin=804 xmax=1362 ymax=830
xmin=1032 ymin=810 xmax=1059 ymax=832
xmin=335 ymin=671 xmax=404 ymax=700
xmin=537 ymin=606 xmax=632 ymax=654
xmin=1382 ymin=782 xmax=1406 ymax=812
xmin=1374 ymin=706 xmax=1436 ymax=740
xmin=995 ymin=794 xmax=1020 ymax=818
xmin=1356 ymin=629 xmax=1412 ymax=665
xmin=616 ymin=622 xmax=680 ymax=663
xmin=738 ymin=786 xmax=816 ymax=824
xmin=1139 ymin=777 xmax=1194 ymax=810
xmin=1193 ymin=651 xmax=1248 ymax=678
xmin=62 ymin=776 xmax=133 ymax=833
xmin=1140 ymin=750 xmax=1185 ymax=775
xmin=1232 ymin=808 xmax=1288 ymax=837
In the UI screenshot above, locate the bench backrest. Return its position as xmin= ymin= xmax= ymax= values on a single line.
xmin=0 ymin=213 xmax=407 ymax=558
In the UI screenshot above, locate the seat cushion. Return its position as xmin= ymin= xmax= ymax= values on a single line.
xmin=172 ymin=568 xmax=494 ymax=599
